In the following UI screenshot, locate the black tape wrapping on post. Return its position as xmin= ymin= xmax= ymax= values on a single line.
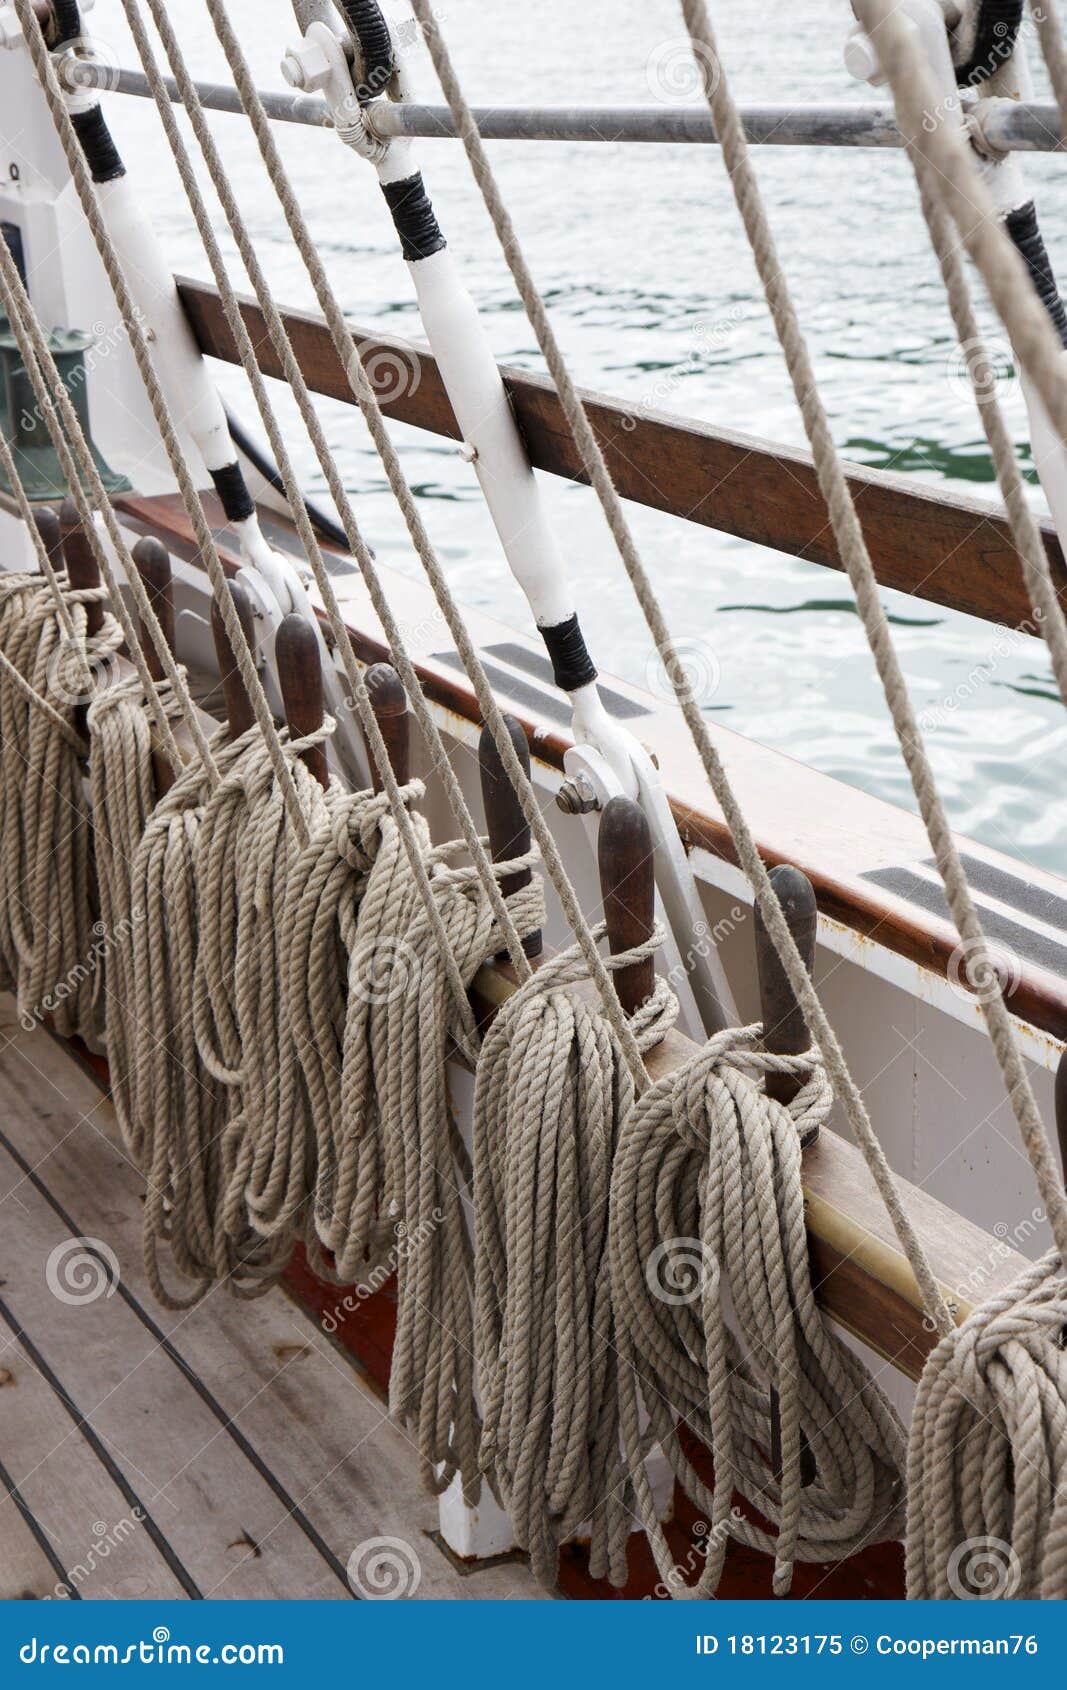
xmin=338 ymin=0 xmax=394 ymax=103
xmin=210 ymin=461 xmax=256 ymax=526
xmin=953 ymin=0 xmax=1023 ymax=86
xmin=1006 ymin=201 xmax=1067 ymax=348
xmin=539 ymin=614 xmax=598 ymax=693
xmin=50 ymin=0 xmax=82 ymax=48
xmin=70 ymin=107 xmax=124 ymax=185
xmin=380 ymin=174 xmax=447 ymax=263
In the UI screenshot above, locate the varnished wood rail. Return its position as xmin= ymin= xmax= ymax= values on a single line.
xmin=177 ymin=275 xmax=1066 ymax=633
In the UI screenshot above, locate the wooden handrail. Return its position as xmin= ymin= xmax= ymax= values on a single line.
xmin=177 ymin=274 xmax=1065 ymax=634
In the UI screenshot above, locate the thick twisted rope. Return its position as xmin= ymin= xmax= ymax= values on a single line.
xmin=122 ymin=727 xmax=267 ymax=1309
xmin=376 ymin=846 xmax=544 ymax=1501
xmin=908 ymin=1250 xmax=1067 ymax=1598
xmin=282 ymin=781 xmax=431 ymax=1285
xmin=86 ymin=669 xmax=183 ymax=1134
xmin=194 ymin=724 xmax=336 ymax=1283
xmin=610 ymin=1027 xmax=907 ymax=1597
xmin=0 ymin=572 xmax=121 ymax=1039
xmin=473 ymin=933 xmax=676 ymax=1589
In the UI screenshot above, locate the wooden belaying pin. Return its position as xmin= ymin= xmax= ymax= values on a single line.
xmin=59 ymin=496 xmax=105 ymax=638
xmin=760 ymin=863 xmax=819 ymax=1492
xmin=364 ymin=662 xmax=409 ymax=791
xmin=210 ymin=578 xmax=257 ymax=744
xmin=32 ymin=505 xmax=62 ymax=575
xmin=132 ymin=538 xmax=175 ymax=682
xmin=275 ymin=613 xmax=330 ymax=791
xmin=132 ymin=536 xmax=177 ymax=797
xmin=755 ymin=863 xmax=818 ymax=1120
xmin=598 ymin=795 xmax=656 ymax=1017
xmin=479 ymin=714 xmax=542 ymax=962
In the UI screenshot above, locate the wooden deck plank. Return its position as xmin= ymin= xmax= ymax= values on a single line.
xmin=0 ymin=1001 xmax=545 ymax=1602
xmin=0 ymin=1293 xmax=189 ymax=1601
xmin=0 ymin=1477 xmax=79 ymax=1600
xmin=0 ymin=1039 xmax=353 ymax=1600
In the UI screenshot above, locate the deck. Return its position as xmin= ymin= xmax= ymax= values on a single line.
xmin=0 ymin=995 xmax=544 ymax=1602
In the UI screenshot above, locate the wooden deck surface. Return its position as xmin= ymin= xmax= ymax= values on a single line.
xmin=0 ymin=995 xmax=545 ymax=1602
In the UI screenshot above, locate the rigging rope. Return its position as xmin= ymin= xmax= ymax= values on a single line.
xmin=474 ymin=933 xmax=675 ymax=1588
xmin=195 ymin=723 xmax=336 ymax=1282
xmin=610 ymin=1028 xmax=907 ymax=1597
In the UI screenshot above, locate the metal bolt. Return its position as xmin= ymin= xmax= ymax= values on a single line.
xmin=555 ymin=772 xmax=600 ymax=816
xmin=280 ymin=49 xmax=307 ymax=90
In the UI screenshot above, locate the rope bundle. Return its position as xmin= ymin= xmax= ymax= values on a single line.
xmin=285 ymin=788 xmax=544 ymax=1499
xmin=86 ymin=670 xmax=182 ymax=1138
xmin=194 ymin=725 xmax=336 ymax=1290
xmin=474 ymin=932 xmax=676 ymax=1587
xmin=283 ymin=781 xmax=431 ymax=1285
xmin=0 ymin=572 xmax=121 ymax=1040
xmin=908 ymin=1253 xmax=1067 ymax=1599
xmin=611 ymin=1026 xmax=907 ymax=1597
xmin=122 ymin=726 xmax=259 ymax=1308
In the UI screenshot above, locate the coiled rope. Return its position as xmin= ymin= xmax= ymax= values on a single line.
xmin=474 ymin=933 xmax=676 ymax=1588
xmin=907 ymin=1251 xmax=1067 ymax=1599
xmin=86 ymin=669 xmax=183 ymax=1136
xmin=0 ymin=571 xmax=121 ymax=1039
xmin=195 ymin=724 xmax=337 ymax=1286
xmin=123 ymin=727 xmax=262 ymax=1310
xmin=610 ymin=1028 xmax=907 ymax=1597
xmin=285 ymin=783 xmax=544 ymax=1500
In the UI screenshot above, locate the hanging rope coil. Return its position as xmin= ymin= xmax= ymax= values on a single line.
xmin=122 ymin=725 xmax=264 ymax=1310
xmin=0 ymin=572 xmax=122 ymax=1040
xmin=284 ymin=788 xmax=544 ymax=1498
xmin=87 ymin=668 xmax=183 ymax=1140
xmin=194 ymin=723 xmax=338 ymax=1287
xmin=908 ymin=1252 xmax=1067 ymax=1599
xmin=283 ymin=780 xmax=431 ymax=1284
xmin=610 ymin=1026 xmax=907 ymax=1597
xmin=381 ymin=842 xmax=544 ymax=1501
xmin=474 ymin=931 xmax=676 ymax=1589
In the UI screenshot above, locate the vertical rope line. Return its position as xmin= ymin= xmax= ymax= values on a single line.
xmin=0 ymin=240 xmax=194 ymax=776
xmin=854 ymin=0 xmax=1067 ymax=443
xmin=202 ymin=0 xmax=650 ymax=1088
xmin=125 ymin=0 xmax=533 ymax=1004
xmin=408 ymin=0 xmax=955 ymax=1327
xmin=12 ymin=0 xmax=310 ymax=842
xmin=837 ymin=0 xmax=1067 ymax=1257
xmin=671 ymin=0 xmax=1067 ymax=1268
xmin=1028 ymin=0 xmax=1067 ymax=135
xmin=909 ymin=155 xmax=1067 ymax=709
